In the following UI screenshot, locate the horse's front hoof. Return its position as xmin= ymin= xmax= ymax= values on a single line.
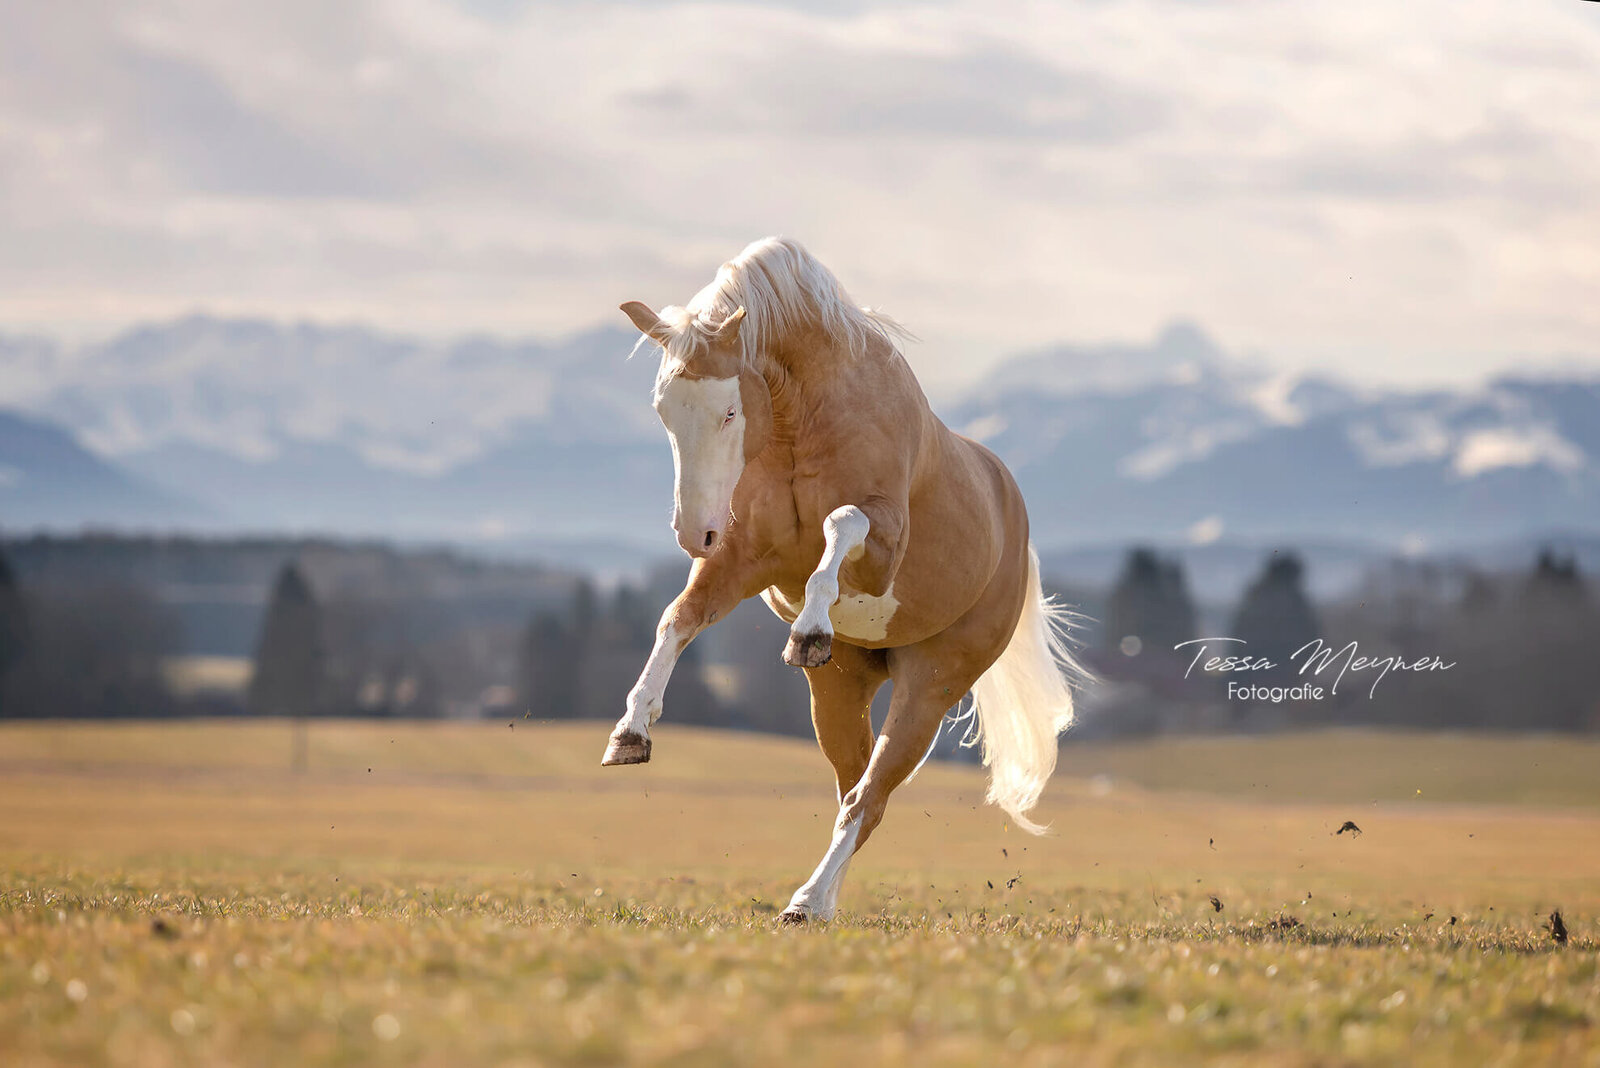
xmin=778 ymin=908 xmax=811 ymax=925
xmin=783 ymin=629 xmax=833 ymax=668
xmin=601 ymin=731 xmax=652 ymax=766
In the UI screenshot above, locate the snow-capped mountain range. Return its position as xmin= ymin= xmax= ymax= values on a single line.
xmin=3 ymin=316 xmax=1598 ymax=563
xmin=947 ymin=323 xmax=1600 ymax=548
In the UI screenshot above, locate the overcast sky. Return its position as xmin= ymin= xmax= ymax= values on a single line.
xmin=1 ymin=0 xmax=1597 ymax=390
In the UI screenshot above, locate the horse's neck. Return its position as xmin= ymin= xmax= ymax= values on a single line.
xmin=742 ymin=332 xmax=923 ymax=562
xmin=759 ymin=327 xmax=924 ymax=461
xmin=756 ymin=325 xmax=831 ymax=445
xmin=765 ymin=364 xmax=801 ymax=448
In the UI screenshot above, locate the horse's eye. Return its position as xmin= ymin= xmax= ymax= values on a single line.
xmin=724 ymin=407 xmax=737 ymax=422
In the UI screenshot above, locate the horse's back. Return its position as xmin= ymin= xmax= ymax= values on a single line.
xmin=839 ymin=412 xmax=1029 ymax=647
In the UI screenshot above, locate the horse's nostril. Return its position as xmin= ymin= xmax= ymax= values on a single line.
xmin=703 ymin=530 xmax=717 ymax=549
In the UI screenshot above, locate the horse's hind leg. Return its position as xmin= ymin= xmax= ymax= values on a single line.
xmin=780 ymin=596 xmax=1017 ymax=923
xmin=774 ymin=644 xmax=884 ymax=923
xmin=804 ymin=642 xmax=889 ymax=802
xmin=779 ymin=661 xmax=964 ymax=924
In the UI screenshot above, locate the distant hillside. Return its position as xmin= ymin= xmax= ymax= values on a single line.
xmin=0 ymin=409 xmax=203 ymax=529
xmin=2 ymin=533 xmax=582 ymax=657
xmin=948 ymin=366 xmax=1600 ymax=548
xmin=3 ymin=315 xmax=1599 ymax=555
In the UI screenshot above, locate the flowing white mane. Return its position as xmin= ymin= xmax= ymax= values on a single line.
xmin=644 ymin=237 xmax=911 ymax=370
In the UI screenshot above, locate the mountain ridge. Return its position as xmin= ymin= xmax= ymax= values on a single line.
xmin=3 ymin=316 xmax=1597 ymax=556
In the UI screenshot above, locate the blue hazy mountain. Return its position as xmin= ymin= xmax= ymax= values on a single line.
xmin=0 ymin=408 xmax=204 ymax=529
xmin=4 ymin=317 xmax=1598 ymax=565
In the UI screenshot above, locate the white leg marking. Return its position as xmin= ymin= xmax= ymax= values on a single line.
xmin=603 ymin=613 xmax=685 ymax=763
xmin=626 ymin=623 xmax=685 ymax=729
xmin=784 ymin=505 xmax=871 ymax=667
xmin=795 ymin=506 xmax=870 ymax=635
xmin=783 ymin=802 xmax=862 ymax=921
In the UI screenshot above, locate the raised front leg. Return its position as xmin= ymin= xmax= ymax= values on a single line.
xmin=782 ymin=505 xmax=872 ymax=668
xmin=602 ymin=548 xmax=756 ymax=766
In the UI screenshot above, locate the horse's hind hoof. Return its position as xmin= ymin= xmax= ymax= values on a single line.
xmin=778 ymin=908 xmax=810 ymax=925
xmin=783 ymin=629 xmax=833 ymax=668
xmin=601 ymin=731 xmax=651 ymax=766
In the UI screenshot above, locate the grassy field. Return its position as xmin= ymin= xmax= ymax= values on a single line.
xmin=1 ymin=721 xmax=1597 ymax=1067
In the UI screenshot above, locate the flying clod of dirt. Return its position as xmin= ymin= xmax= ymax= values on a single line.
xmin=1336 ymin=820 xmax=1362 ymax=837
xmin=1209 ymin=895 xmax=1224 ymax=913
xmin=1549 ymin=910 xmax=1569 ymax=945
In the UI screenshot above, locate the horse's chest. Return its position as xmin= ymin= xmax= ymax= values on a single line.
xmin=761 ymin=583 xmax=899 ymax=643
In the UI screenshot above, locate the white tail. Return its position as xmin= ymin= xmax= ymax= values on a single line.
xmin=963 ymin=544 xmax=1087 ymax=834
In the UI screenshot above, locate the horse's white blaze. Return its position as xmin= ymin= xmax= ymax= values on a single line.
xmin=654 ymin=375 xmax=744 ymax=548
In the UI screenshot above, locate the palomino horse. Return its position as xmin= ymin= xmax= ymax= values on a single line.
xmin=605 ymin=237 xmax=1082 ymax=922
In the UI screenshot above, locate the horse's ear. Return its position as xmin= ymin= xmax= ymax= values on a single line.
xmin=620 ymin=301 xmax=671 ymax=343
xmin=710 ymin=306 xmax=746 ymax=342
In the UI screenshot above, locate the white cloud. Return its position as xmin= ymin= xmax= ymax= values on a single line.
xmin=1347 ymin=412 xmax=1454 ymax=467
xmin=958 ymin=412 xmax=1007 ymax=443
xmin=0 ymin=0 xmax=1597 ymax=390
xmin=1186 ymin=515 xmax=1223 ymax=546
xmin=1118 ymin=419 xmax=1257 ymax=481
xmin=1452 ymin=425 xmax=1585 ymax=479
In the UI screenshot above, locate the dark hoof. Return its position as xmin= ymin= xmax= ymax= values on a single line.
xmin=778 ymin=908 xmax=810 ymax=925
xmin=601 ymin=731 xmax=651 ymax=766
xmin=783 ymin=629 xmax=833 ymax=668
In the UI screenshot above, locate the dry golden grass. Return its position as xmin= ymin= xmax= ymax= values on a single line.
xmin=1 ymin=720 xmax=1597 ymax=1067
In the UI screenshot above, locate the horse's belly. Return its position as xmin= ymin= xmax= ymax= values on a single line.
xmin=761 ymin=584 xmax=899 ymax=643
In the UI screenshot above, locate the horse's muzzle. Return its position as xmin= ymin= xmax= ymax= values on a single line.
xmin=674 ymin=524 xmax=722 ymax=558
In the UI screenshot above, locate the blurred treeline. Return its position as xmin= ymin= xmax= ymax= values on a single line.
xmin=1 ymin=534 xmax=1597 ymax=736
xmin=0 ymin=535 xmax=572 ymax=720
xmin=1077 ymin=546 xmax=1600 ymax=735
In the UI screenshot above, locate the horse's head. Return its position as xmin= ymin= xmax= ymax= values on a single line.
xmin=621 ymin=300 xmax=773 ymax=558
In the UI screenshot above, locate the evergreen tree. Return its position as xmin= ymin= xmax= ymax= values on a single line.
xmin=1231 ymin=552 xmax=1320 ymax=673
xmin=1103 ymin=547 xmax=1199 ymax=671
xmin=0 ymin=549 xmax=28 ymax=715
xmin=517 ymin=611 xmax=582 ymax=719
xmin=248 ymin=563 xmax=326 ymax=717
xmin=1525 ymin=549 xmax=1585 ymax=606
xmin=1512 ymin=549 xmax=1596 ymax=730
xmin=571 ymin=578 xmax=598 ymax=648
xmin=1457 ymin=569 xmax=1498 ymax=615
xmin=516 ymin=581 xmax=601 ymax=719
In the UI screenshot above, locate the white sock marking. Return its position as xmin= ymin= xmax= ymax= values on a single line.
xmin=785 ymin=804 xmax=862 ymax=920
xmin=791 ymin=505 xmax=872 ymax=642
xmin=611 ymin=617 xmax=684 ymax=741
